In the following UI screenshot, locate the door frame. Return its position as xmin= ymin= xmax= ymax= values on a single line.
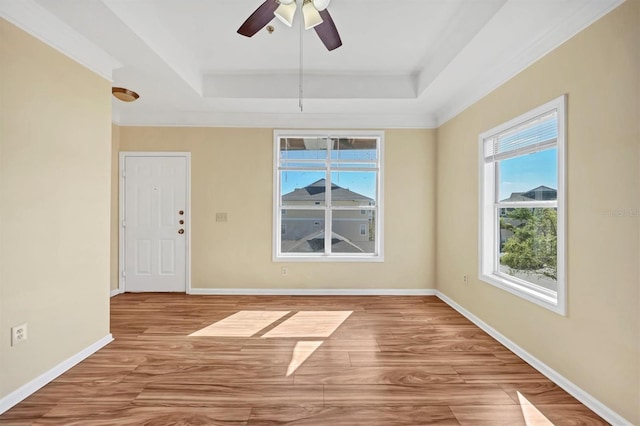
xmin=118 ymin=152 xmax=192 ymax=294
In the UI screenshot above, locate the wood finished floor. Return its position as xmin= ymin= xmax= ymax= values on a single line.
xmin=0 ymin=294 xmax=608 ymax=425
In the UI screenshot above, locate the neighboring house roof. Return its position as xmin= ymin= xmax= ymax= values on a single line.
xmin=501 ymin=185 xmax=557 ymax=202
xmin=283 ymin=179 xmax=374 ymax=203
xmin=284 ymin=230 xmax=365 ymax=253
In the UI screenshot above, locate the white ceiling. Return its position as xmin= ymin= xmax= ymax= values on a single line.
xmin=0 ymin=0 xmax=624 ymax=128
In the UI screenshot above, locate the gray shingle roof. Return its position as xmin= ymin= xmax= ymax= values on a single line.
xmin=501 ymin=185 xmax=557 ymax=202
xmin=283 ymin=179 xmax=374 ymax=203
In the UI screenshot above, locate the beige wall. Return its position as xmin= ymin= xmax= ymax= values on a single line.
xmin=119 ymin=127 xmax=437 ymax=290
xmin=0 ymin=19 xmax=112 ymax=398
xmin=436 ymin=1 xmax=639 ymax=423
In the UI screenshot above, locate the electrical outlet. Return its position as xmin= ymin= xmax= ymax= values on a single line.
xmin=11 ymin=323 xmax=27 ymax=346
xmin=215 ymin=212 xmax=228 ymax=222
xmin=281 ymin=267 xmax=288 ymax=276
xmin=463 ymin=275 xmax=468 ymax=285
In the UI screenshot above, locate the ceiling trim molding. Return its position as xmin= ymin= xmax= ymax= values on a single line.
xmin=112 ymin=111 xmax=438 ymax=130
xmin=0 ymin=0 xmax=121 ymax=81
xmin=434 ymin=0 xmax=625 ymax=126
xmin=102 ymin=0 xmax=203 ymax=96
xmin=204 ymin=73 xmax=417 ymax=99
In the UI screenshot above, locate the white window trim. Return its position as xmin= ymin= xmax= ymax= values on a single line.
xmin=273 ymin=129 xmax=384 ymax=262
xmin=478 ymin=95 xmax=566 ymax=315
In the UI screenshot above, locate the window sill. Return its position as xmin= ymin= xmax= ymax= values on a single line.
xmin=274 ymin=254 xmax=384 ymax=263
xmin=479 ymin=272 xmax=565 ymax=316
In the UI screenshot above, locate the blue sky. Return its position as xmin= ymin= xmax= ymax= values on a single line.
xmin=280 ymin=147 xmax=556 ymax=202
xmin=498 ymin=147 xmax=557 ymax=200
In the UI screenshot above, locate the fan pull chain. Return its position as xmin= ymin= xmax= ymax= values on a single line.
xmin=299 ymin=7 xmax=304 ymax=113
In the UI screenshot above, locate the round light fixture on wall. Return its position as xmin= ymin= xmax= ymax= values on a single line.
xmin=112 ymin=87 xmax=140 ymax=102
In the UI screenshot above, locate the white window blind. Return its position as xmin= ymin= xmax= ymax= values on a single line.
xmin=484 ymin=110 xmax=558 ymax=162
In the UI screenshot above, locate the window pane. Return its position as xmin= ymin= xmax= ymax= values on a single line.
xmin=330 ymin=138 xmax=377 ymax=162
xmin=281 ymin=162 xmax=326 ymax=169
xmin=330 ymin=171 xmax=376 ymax=206
xmin=281 ymin=171 xmax=326 ymax=206
xmin=280 ymin=137 xmax=328 ymax=161
xmin=331 ymin=162 xmax=377 ymax=169
xmin=499 ymin=207 xmax=557 ymax=292
xmin=332 ymin=210 xmax=376 ymax=254
xmin=498 ymin=148 xmax=557 ymax=202
xmin=281 ymin=210 xmax=325 ymax=253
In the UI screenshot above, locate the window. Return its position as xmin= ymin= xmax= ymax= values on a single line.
xmin=274 ymin=130 xmax=383 ymax=261
xmin=479 ymin=95 xmax=566 ymax=314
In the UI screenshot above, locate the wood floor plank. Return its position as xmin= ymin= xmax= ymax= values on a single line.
xmin=323 ymin=384 xmax=515 ymax=406
xmin=247 ymin=405 xmax=459 ymax=425
xmin=349 ymin=351 xmax=506 ymax=366
xmin=124 ymin=363 xmax=294 ymax=385
xmin=0 ymin=294 xmax=607 ymax=425
xmin=453 ymin=364 xmax=549 ymax=383
xmin=378 ymin=339 xmax=505 ymax=353
xmin=294 ymin=365 xmax=465 ymax=385
xmin=133 ymin=384 xmax=324 ymax=407
xmin=242 ymin=338 xmax=381 ymax=352
xmin=36 ymin=405 xmax=251 ymax=426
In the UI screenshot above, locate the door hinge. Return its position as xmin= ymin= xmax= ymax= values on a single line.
xmin=121 ymin=270 xmax=126 ymax=277
xmin=122 ymin=220 xmax=126 ymax=228
xmin=122 ymin=169 xmax=126 ymax=178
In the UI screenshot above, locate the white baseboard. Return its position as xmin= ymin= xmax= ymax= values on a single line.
xmin=435 ymin=291 xmax=632 ymax=426
xmin=188 ymin=288 xmax=437 ymax=296
xmin=0 ymin=334 xmax=113 ymax=415
xmin=110 ymin=288 xmax=123 ymax=297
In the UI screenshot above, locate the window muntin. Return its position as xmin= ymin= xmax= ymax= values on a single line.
xmin=275 ymin=131 xmax=383 ymax=261
xmin=479 ymin=96 xmax=566 ymax=315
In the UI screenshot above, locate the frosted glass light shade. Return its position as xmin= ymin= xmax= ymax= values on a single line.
xmin=312 ymin=0 xmax=331 ymax=11
xmin=274 ymin=2 xmax=297 ymax=27
xmin=302 ymin=2 xmax=323 ymax=29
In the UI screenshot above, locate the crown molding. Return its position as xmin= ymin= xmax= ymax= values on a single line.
xmin=112 ymin=110 xmax=438 ymax=129
xmin=434 ymin=0 xmax=625 ymax=126
xmin=0 ymin=0 xmax=121 ymax=81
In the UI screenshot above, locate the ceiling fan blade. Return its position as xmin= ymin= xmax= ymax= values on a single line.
xmin=237 ymin=0 xmax=279 ymax=37
xmin=314 ymin=9 xmax=342 ymax=51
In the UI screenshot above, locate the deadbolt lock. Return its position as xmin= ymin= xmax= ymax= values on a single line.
xmin=178 ymin=210 xmax=184 ymax=215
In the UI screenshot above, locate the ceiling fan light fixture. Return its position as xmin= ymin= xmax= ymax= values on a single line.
xmin=312 ymin=0 xmax=331 ymax=11
xmin=302 ymin=1 xmax=323 ymax=30
xmin=274 ymin=1 xmax=297 ymax=27
xmin=112 ymin=87 xmax=139 ymax=102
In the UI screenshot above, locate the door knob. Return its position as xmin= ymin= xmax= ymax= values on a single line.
xmin=178 ymin=229 xmax=184 ymax=234
xmin=179 ymin=220 xmax=184 ymax=225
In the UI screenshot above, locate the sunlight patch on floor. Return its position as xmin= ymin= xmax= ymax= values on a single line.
xmin=286 ymin=341 xmax=324 ymax=376
xmin=517 ymin=391 xmax=555 ymax=426
xmin=189 ymin=311 xmax=290 ymax=337
xmin=262 ymin=311 xmax=353 ymax=338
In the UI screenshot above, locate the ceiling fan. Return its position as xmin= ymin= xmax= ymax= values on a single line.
xmin=237 ymin=0 xmax=342 ymax=51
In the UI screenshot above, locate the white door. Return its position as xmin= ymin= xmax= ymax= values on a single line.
xmin=122 ymin=155 xmax=188 ymax=292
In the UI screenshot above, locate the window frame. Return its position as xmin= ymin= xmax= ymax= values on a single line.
xmin=273 ymin=130 xmax=384 ymax=262
xmin=478 ymin=95 xmax=567 ymax=315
